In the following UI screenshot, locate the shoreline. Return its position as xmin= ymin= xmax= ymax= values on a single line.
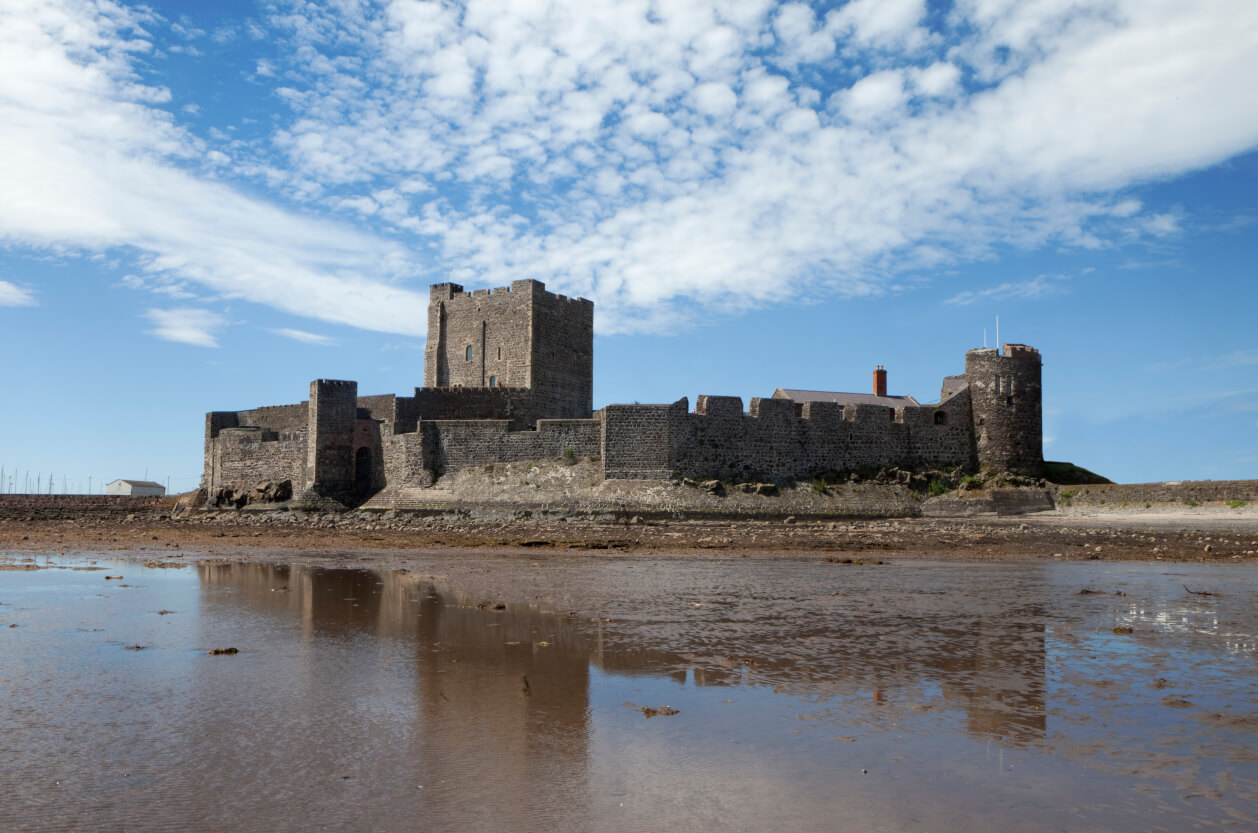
xmin=3 ymin=504 xmax=1257 ymax=564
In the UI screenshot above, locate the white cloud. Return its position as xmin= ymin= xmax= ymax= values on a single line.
xmin=836 ymin=70 xmax=907 ymax=121
xmin=0 ymin=0 xmax=429 ymax=336
xmin=144 ymin=307 xmax=225 ymax=347
xmin=829 ymin=0 xmax=928 ymax=48
xmin=945 ymin=274 xmax=1068 ymax=306
xmin=0 ymin=280 xmax=36 ymax=306
xmin=270 ymin=327 xmax=336 ymax=346
xmin=692 ymin=82 xmax=737 ymax=117
xmin=1 ymin=0 xmax=1257 ymax=338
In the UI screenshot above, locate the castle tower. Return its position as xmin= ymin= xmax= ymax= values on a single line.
xmin=423 ymin=279 xmax=593 ymax=419
xmin=964 ymin=344 xmax=1043 ymax=476
xmin=306 ymin=379 xmax=358 ymax=493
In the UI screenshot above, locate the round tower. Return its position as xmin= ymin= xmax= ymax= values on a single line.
xmin=964 ymin=344 xmax=1043 ymax=476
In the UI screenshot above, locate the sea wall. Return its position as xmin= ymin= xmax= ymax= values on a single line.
xmin=0 ymin=494 xmax=174 ymax=511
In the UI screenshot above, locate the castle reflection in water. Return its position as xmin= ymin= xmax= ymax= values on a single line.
xmin=197 ymin=560 xmax=1047 ymax=754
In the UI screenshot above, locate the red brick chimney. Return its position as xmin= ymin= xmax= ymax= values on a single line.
xmin=873 ymin=365 xmax=887 ymax=397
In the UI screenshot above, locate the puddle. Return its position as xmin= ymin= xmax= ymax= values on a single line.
xmin=1 ymin=554 xmax=1256 ymax=832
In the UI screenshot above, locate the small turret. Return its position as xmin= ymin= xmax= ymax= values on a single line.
xmin=964 ymin=344 xmax=1042 ymax=476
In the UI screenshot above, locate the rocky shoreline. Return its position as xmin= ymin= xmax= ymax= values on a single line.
xmin=3 ymin=464 xmax=1256 ymax=563
xmin=2 ymin=501 xmax=1256 ymax=563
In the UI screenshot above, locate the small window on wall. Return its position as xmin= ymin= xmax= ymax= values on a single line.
xmin=889 ymin=409 xmax=897 ymax=422
xmin=465 ymin=345 xmax=473 ymax=361
xmin=497 ymin=347 xmax=502 ymax=360
xmin=934 ymin=410 xmax=948 ymax=426
xmin=489 ymin=376 xmax=497 ymax=387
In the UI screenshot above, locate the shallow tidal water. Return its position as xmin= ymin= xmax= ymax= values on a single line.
xmin=2 ymin=553 xmax=1257 ymax=832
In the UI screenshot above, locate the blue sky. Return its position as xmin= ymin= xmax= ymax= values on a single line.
xmin=1 ymin=0 xmax=1256 ymax=493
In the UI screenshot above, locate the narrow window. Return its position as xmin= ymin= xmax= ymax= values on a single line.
xmin=889 ymin=408 xmax=896 ymax=422
xmin=497 ymin=346 xmax=502 ymax=360
xmin=1006 ymin=396 xmax=1014 ymax=406
xmin=489 ymin=376 xmax=497 ymax=388
xmin=465 ymin=345 xmax=473 ymax=361
xmin=933 ymin=410 xmax=948 ymax=426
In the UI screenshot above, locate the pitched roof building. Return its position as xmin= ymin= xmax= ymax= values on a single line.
xmin=105 ymin=479 xmax=166 ymax=496
xmin=772 ymin=365 xmax=920 ymax=415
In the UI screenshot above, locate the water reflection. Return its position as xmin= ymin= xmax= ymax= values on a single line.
xmin=199 ymin=561 xmax=1048 ymax=749
xmin=4 ymin=556 xmax=1256 ymax=832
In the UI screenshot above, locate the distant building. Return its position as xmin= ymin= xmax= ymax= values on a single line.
xmin=773 ymin=365 xmax=920 ymax=417
xmin=105 ymin=479 xmax=166 ymax=496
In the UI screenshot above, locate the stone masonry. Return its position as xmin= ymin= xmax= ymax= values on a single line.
xmin=201 ymin=279 xmax=1044 ymax=505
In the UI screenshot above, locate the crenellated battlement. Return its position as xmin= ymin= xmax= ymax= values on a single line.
xmin=1002 ymin=343 xmax=1040 ymax=360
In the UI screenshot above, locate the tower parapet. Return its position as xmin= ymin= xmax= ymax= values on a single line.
xmin=964 ymin=344 xmax=1042 ymax=476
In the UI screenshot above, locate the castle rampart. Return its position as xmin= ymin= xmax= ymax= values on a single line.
xmin=601 ymin=384 xmax=981 ymax=482
xmin=201 ymin=281 xmax=1045 ymax=504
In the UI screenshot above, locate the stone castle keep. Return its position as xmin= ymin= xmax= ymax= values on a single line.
xmin=202 ymin=280 xmax=1043 ymax=504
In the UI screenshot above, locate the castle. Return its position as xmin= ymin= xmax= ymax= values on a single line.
xmin=201 ymin=280 xmax=1043 ymax=505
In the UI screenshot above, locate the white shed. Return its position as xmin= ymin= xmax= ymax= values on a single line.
xmin=105 ymin=479 xmax=166 ymax=497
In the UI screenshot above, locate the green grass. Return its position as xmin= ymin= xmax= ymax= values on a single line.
xmin=1041 ymin=461 xmax=1112 ymax=485
xmin=1227 ymin=499 xmax=1248 ymax=509
xmin=928 ymin=479 xmax=950 ymax=497
xmin=1183 ymin=498 xmax=1201 ymax=508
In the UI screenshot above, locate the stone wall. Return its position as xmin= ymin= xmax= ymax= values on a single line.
xmin=907 ymin=388 xmax=976 ymax=467
xmin=234 ymin=403 xmax=308 ymax=434
xmin=602 ymin=393 xmax=978 ymax=482
xmin=307 ymin=380 xmax=357 ymax=493
xmin=209 ymin=428 xmax=307 ymax=493
xmin=601 ymin=400 xmax=688 ymax=480
xmin=382 ymin=429 xmax=432 ymax=488
xmin=529 ymin=283 xmax=594 ymax=419
xmin=0 ymin=494 xmax=173 ymax=511
xmin=424 ymin=281 xmax=534 ymax=391
xmin=409 ymin=386 xmax=537 ymax=429
xmin=421 ymin=418 xmax=601 ymax=473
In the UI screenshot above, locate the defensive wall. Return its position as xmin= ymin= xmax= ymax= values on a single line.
xmin=0 ymin=494 xmax=175 ymax=512
xmin=204 ymin=378 xmax=602 ymax=500
xmin=602 ymin=389 xmax=976 ymax=482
